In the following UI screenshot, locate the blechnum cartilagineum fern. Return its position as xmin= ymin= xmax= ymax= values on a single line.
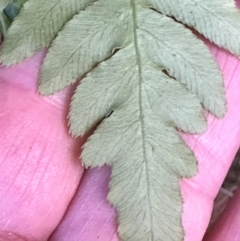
xmin=1 ymin=0 xmax=240 ymax=240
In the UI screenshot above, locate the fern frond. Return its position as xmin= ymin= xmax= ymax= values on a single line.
xmin=0 ymin=0 xmax=96 ymax=65
xmin=149 ymin=0 xmax=240 ymax=55
xmin=0 ymin=1 xmax=236 ymax=241
xmin=39 ymin=1 xmax=132 ymax=95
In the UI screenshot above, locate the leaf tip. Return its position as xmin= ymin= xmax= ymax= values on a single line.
xmin=38 ymin=77 xmax=56 ymax=96
xmin=212 ymin=100 xmax=227 ymax=119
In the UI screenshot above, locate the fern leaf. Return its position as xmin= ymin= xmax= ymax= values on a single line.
xmin=1 ymin=0 xmax=237 ymax=241
xmin=149 ymin=0 xmax=240 ymax=55
xmin=0 ymin=0 xmax=96 ymax=65
xmin=138 ymin=10 xmax=226 ymax=117
xmin=79 ymin=43 xmax=203 ymax=241
xmin=69 ymin=5 xmax=223 ymax=240
xmin=39 ymin=0 xmax=132 ymax=95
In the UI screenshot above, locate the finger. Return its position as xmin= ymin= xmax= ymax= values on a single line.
xmin=203 ymin=187 xmax=240 ymax=241
xmin=0 ymin=53 xmax=84 ymax=241
xmin=49 ymin=167 xmax=118 ymax=241
xmin=50 ymin=45 xmax=240 ymax=240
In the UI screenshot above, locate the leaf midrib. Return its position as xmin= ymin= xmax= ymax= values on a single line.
xmin=130 ymin=1 xmax=154 ymax=238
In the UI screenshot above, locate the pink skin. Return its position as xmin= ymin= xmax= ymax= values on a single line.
xmin=0 ymin=39 xmax=240 ymax=241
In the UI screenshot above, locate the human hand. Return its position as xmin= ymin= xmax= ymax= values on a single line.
xmin=0 ymin=43 xmax=240 ymax=241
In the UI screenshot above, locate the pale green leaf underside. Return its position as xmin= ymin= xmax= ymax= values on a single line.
xmin=0 ymin=0 xmax=96 ymax=65
xmin=70 ymin=5 xmax=211 ymax=238
xmin=67 ymin=1 xmax=225 ymax=240
xmin=39 ymin=1 xmax=132 ymax=95
xmin=148 ymin=0 xmax=240 ymax=55
xmin=79 ymin=46 xmax=200 ymax=241
xmin=1 ymin=0 xmax=236 ymax=241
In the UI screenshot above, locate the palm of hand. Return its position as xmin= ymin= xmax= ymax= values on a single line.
xmin=0 ymin=44 xmax=240 ymax=241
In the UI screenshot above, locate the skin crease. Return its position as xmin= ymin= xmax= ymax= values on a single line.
xmin=1 ymin=20 xmax=240 ymax=241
